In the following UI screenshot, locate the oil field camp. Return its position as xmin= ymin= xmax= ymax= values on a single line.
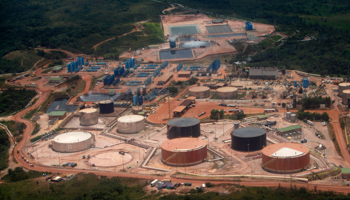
xmin=4 ymin=2 xmax=350 ymax=195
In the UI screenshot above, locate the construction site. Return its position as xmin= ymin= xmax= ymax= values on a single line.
xmin=3 ymin=6 xmax=350 ymax=194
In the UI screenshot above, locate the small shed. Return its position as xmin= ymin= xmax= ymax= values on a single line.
xmin=52 ymin=66 xmax=63 ymax=73
xmin=49 ymin=111 xmax=67 ymax=120
xmin=341 ymin=168 xmax=350 ymax=180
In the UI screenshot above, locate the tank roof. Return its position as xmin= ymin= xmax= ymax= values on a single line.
xmin=99 ymin=100 xmax=112 ymax=104
xmin=79 ymin=108 xmax=97 ymax=113
xmin=231 ymin=127 xmax=266 ymax=138
xmin=343 ymin=89 xmax=350 ymax=94
xmin=118 ymin=115 xmax=144 ymax=122
xmin=167 ymin=118 xmax=200 ymax=127
xmin=262 ymin=143 xmax=309 ymax=157
xmin=53 ymin=131 xmax=93 ymax=144
xmin=339 ymin=82 xmax=350 ymax=87
xmin=216 ymin=87 xmax=238 ymax=92
xmin=161 ymin=137 xmax=206 ymax=151
xmin=189 ymin=86 xmax=210 ymax=92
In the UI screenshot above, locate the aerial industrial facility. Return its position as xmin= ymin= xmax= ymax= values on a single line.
xmin=8 ymin=5 xmax=350 ymax=192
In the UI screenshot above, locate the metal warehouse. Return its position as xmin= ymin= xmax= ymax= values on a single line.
xmin=277 ymin=125 xmax=302 ymax=136
xmin=261 ymin=143 xmax=310 ymax=173
xmin=249 ymin=67 xmax=278 ymax=80
xmin=161 ymin=137 xmax=207 ymax=166
xmin=231 ymin=127 xmax=266 ymax=152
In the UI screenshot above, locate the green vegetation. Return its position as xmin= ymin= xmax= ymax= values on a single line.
xmin=0 ymin=120 xmax=26 ymax=143
xmin=327 ymin=123 xmax=342 ymax=157
xmin=24 ymin=108 xmax=37 ymax=120
xmin=168 ymin=86 xmax=178 ymax=95
xmin=0 ymin=129 xmax=10 ymax=170
xmin=0 ymin=50 xmax=43 ymax=74
xmin=1 ymin=172 xmax=349 ymax=200
xmin=297 ymin=109 xmax=330 ymax=122
xmin=0 ymin=173 xmax=147 ymax=200
xmin=298 ymin=96 xmax=331 ymax=109
xmin=31 ymin=122 xmax=40 ymax=136
xmin=2 ymin=167 xmax=51 ymax=183
xmin=0 ymin=88 xmax=37 ymax=116
xmin=0 ymin=0 xmax=167 ymax=72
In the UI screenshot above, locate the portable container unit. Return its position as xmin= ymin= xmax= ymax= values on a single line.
xmin=303 ymin=79 xmax=309 ymax=88
xmin=112 ymin=78 xmax=120 ymax=86
xmin=138 ymin=96 xmax=143 ymax=105
xmin=246 ymin=22 xmax=253 ymax=30
xmin=86 ymin=69 xmax=97 ymax=72
xmin=133 ymin=95 xmax=138 ymax=106
xmin=91 ymin=66 xmax=101 ymax=69
xmin=294 ymin=80 xmax=297 ymax=87
xmin=176 ymin=63 xmax=183 ymax=71
xmin=122 ymin=70 xmax=129 ymax=77
xmin=96 ymin=62 xmax=106 ymax=65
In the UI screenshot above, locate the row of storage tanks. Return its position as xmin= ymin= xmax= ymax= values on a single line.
xmin=161 ymin=118 xmax=310 ymax=173
xmin=188 ymin=86 xmax=238 ymax=99
xmin=338 ymin=83 xmax=350 ymax=105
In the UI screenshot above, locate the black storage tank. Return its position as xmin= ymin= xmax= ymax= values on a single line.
xmin=99 ymin=100 xmax=114 ymax=114
xmin=231 ymin=127 xmax=266 ymax=152
xmin=167 ymin=118 xmax=200 ymax=139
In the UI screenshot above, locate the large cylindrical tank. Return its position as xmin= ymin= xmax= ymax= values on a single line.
xmin=99 ymin=100 xmax=114 ymax=114
xmin=133 ymin=95 xmax=138 ymax=106
xmin=231 ymin=127 xmax=266 ymax=152
xmin=138 ymin=96 xmax=143 ymax=106
xmin=339 ymin=83 xmax=350 ymax=96
xmin=291 ymin=114 xmax=296 ymax=122
xmin=161 ymin=137 xmax=207 ymax=166
xmin=117 ymin=115 xmax=145 ymax=134
xmin=142 ymin=87 xmax=147 ymax=95
xmin=303 ymin=79 xmax=309 ymax=88
xmin=52 ymin=131 xmax=95 ymax=153
xmin=167 ymin=118 xmax=201 ymax=139
xmin=294 ymin=81 xmax=297 ymax=87
xmin=262 ymin=143 xmax=310 ymax=173
xmin=216 ymin=87 xmax=238 ymax=99
xmin=79 ymin=108 xmax=98 ymax=126
xmin=189 ymin=86 xmax=210 ymax=98
xmin=342 ymin=89 xmax=350 ymax=105
xmin=286 ymin=112 xmax=291 ymax=120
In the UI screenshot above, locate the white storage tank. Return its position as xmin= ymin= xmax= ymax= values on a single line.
xmin=52 ymin=131 xmax=95 ymax=153
xmin=291 ymin=114 xmax=296 ymax=122
xmin=342 ymin=89 xmax=350 ymax=105
xmin=79 ymin=108 xmax=98 ymax=126
xmin=338 ymin=83 xmax=350 ymax=97
xmin=117 ymin=115 xmax=145 ymax=134
xmin=216 ymin=87 xmax=238 ymax=99
xmin=286 ymin=112 xmax=291 ymax=120
xmin=189 ymin=86 xmax=210 ymax=98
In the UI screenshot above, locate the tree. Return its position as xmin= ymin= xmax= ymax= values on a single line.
xmin=219 ymin=109 xmax=224 ymax=119
xmin=282 ymin=102 xmax=286 ymax=108
xmin=168 ymin=86 xmax=178 ymax=94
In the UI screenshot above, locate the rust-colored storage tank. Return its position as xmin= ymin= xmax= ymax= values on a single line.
xmin=261 ymin=143 xmax=310 ymax=173
xmin=161 ymin=137 xmax=207 ymax=166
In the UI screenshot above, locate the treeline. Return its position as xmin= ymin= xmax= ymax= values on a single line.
xmin=298 ymin=96 xmax=331 ymax=109
xmin=0 ymin=88 xmax=37 ymax=116
xmin=0 ymin=129 xmax=10 ymax=170
xmin=210 ymin=109 xmax=245 ymax=120
xmin=297 ymin=109 xmax=330 ymax=122
xmin=1 ymin=173 xmax=349 ymax=199
xmin=0 ymin=0 xmax=167 ymax=58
